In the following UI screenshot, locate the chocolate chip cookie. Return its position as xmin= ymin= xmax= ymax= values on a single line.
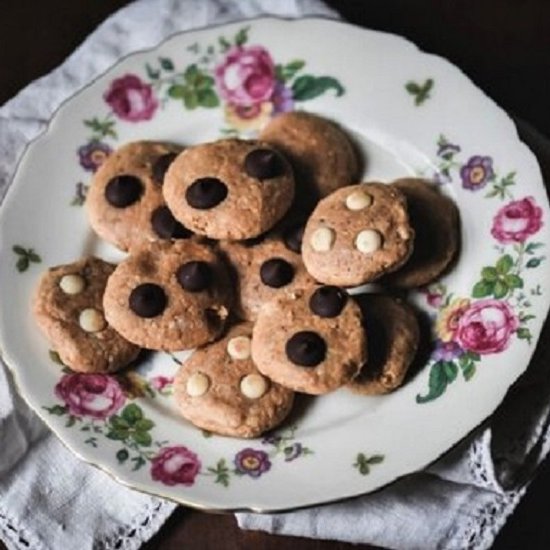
xmin=251 ymin=285 xmax=366 ymax=394
xmin=103 ymin=240 xmax=232 ymax=350
xmin=86 ymin=141 xmax=192 ymax=251
xmin=163 ymin=138 xmax=294 ymax=240
xmin=174 ymin=323 xmax=294 ymax=438
xmin=33 ymin=257 xmax=140 ymax=372
xmin=348 ymin=294 xmax=419 ymax=395
xmin=302 ymin=183 xmax=414 ymax=286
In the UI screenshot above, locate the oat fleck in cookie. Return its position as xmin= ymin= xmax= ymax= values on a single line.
xmin=86 ymin=141 xmax=193 ymax=251
xmin=302 ymin=183 xmax=414 ymax=286
xmin=33 ymin=257 xmax=140 ymax=372
xmin=259 ymin=111 xmax=360 ymax=211
xmin=348 ymin=294 xmax=419 ymax=395
xmin=162 ymin=138 xmax=294 ymax=240
xmin=251 ymin=285 xmax=366 ymax=394
xmin=381 ymin=178 xmax=460 ymax=288
xmin=174 ymin=323 xmax=294 ymax=438
xmin=103 ymin=240 xmax=232 ymax=350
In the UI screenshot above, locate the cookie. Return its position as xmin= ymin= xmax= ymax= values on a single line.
xmin=174 ymin=323 xmax=294 ymax=438
xmin=33 ymin=257 xmax=140 ymax=372
xmin=347 ymin=294 xmax=419 ymax=395
xmin=103 ymin=240 xmax=232 ymax=350
xmin=302 ymin=183 xmax=414 ymax=286
xmin=381 ymin=178 xmax=460 ymax=288
xmin=251 ymin=285 xmax=366 ymax=394
xmin=86 ymin=141 xmax=193 ymax=251
xmin=163 ymin=138 xmax=294 ymax=240
xmin=259 ymin=111 xmax=360 ymax=210
xmin=219 ymin=229 xmax=315 ymax=321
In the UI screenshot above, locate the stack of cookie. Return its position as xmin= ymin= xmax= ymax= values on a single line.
xmin=33 ymin=111 xmax=459 ymax=438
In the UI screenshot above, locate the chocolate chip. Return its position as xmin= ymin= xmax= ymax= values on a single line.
xmin=259 ymin=258 xmax=294 ymax=288
xmin=129 ymin=283 xmax=167 ymax=318
xmin=285 ymin=331 xmax=326 ymax=367
xmin=309 ymin=286 xmax=348 ymax=318
xmin=152 ymin=153 xmax=177 ymax=185
xmin=283 ymin=223 xmax=305 ymax=253
xmin=151 ymin=206 xmax=193 ymax=239
xmin=105 ymin=175 xmax=143 ymax=208
xmin=186 ymin=178 xmax=228 ymax=209
xmin=244 ymin=148 xmax=286 ymax=180
xmin=177 ymin=261 xmax=212 ymax=292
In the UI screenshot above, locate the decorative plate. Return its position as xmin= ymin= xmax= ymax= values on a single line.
xmin=1 ymin=17 xmax=549 ymax=512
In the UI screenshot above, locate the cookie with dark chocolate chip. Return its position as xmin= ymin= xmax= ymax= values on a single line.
xmin=381 ymin=178 xmax=460 ymax=288
xmin=348 ymin=294 xmax=419 ymax=395
xmin=103 ymin=240 xmax=232 ymax=350
xmin=33 ymin=257 xmax=140 ymax=372
xmin=162 ymin=138 xmax=295 ymax=240
xmin=174 ymin=323 xmax=294 ymax=438
xmin=86 ymin=141 xmax=193 ymax=251
xmin=251 ymin=285 xmax=366 ymax=395
xmin=219 ymin=234 xmax=315 ymax=321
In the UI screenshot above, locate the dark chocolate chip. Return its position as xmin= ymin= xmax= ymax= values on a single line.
xmin=176 ymin=261 xmax=212 ymax=292
xmin=151 ymin=206 xmax=193 ymax=239
xmin=244 ymin=148 xmax=286 ymax=180
xmin=105 ymin=175 xmax=143 ymax=208
xmin=186 ymin=178 xmax=228 ymax=209
xmin=259 ymin=258 xmax=294 ymax=288
xmin=129 ymin=283 xmax=167 ymax=318
xmin=309 ymin=286 xmax=348 ymax=318
xmin=283 ymin=223 xmax=305 ymax=253
xmin=152 ymin=153 xmax=178 ymax=185
xmin=285 ymin=331 xmax=326 ymax=367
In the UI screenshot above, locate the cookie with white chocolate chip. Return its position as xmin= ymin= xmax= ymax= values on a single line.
xmin=251 ymin=285 xmax=366 ymax=395
xmin=86 ymin=141 xmax=193 ymax=251
xmin=174 ymin=323 xmax=294 ymax=438
xmin=33 ymin=257 xmax=140 ymax=373
xmin=302 ymin=183 xmax=414 ymax=286
xmin=103 ymin=240 xmax=232 ymax=350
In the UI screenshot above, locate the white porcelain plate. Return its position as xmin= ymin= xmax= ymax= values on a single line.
xmin=1 ymin=18 xmax=549 ymax=512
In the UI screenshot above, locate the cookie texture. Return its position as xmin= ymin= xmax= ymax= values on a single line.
xmin=33 ymin=257 xmax=140 ymax=372
xmin=174 ymin=323 xmax=294 ymax=438
xmin=86 ymin=140 xmax=191 ymax=251
xmin=259 ymin=111 xmax=360 ymax=210
xmin=251 ymin=285 xmax=366 ymax=394
xmin=382 ymin=178 xmax=460 ymax=288
xmin=302 ymin=182 xmax=414 ymax=286
xmin=103 ymin=240 xmax=232 ymax=350
xmin=163 ymin=138 xmax=294 ymax=240
xmin=219 ymin=232 xmax=315 ymax=321
xmin=348 ymin=294 xmax=419 ymax=395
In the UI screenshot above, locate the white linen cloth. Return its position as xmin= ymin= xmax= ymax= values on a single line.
xmin=1 ymin=1 xmax=549 ymax=549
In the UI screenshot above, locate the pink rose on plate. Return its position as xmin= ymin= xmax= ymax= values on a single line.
xmin=104 ymin=74 xmax=158 ymax=122
xmin=215 ymin=45 xmax=275 ymax=106
xmin=491 ymin=196 xmax=543 ymax=244
xmin=55 ymin=374 xmax=125 ymax=419
xmin=455 ymin=299 xmax=519 ymax=355
xmin=151 ymin=446 xmax=201 ymax=486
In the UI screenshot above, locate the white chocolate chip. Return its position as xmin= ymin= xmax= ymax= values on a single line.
xmin=355 ymin=229 xmax=383 ymax=254
xmin=345 ymin=189 xmax=373 ymax=211
xmin=186 ymin=372 xmax=210 ymax=397
xmin=310 ymin=227 xmax=335 ymax=252
xmin=59 ymin=274 xmax=85 ymax=295
xmin=240 ymin=373 xmax=269 ymax=399
xmin=79 ymin=308 xmax=106 ymax=332
xmin=227 ymin=336 xmax=251 ymax=360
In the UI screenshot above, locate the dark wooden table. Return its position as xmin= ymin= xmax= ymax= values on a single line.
xmin=2 ymin=1 xmax=550 ymax=548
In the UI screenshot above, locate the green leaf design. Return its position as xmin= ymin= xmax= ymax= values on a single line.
xmin=277 ymin=59 xmax=306 ymax=82
xmin=481 ymin=266 xmax=498 ymax=282
xmin=195 ymin=74 xmax=215 ymax=90
xmin=197 ymin=88 xmax=220 ymax=108
xmin=13 ymin=245 xmax=41 ymax=272
xmin=16 ymin=257 xmax=29 ymax=272
xmin=517 ymin=327 xmax=532 ymax=344
xmin=12 ymin=245 xmax=26 ymax=255
xmin=458 ymin=355 xmax=476 ymax=381
xmin=405 ymin=78 xmax=433 ymax=105
xmin=208 ymin=459 xmax=230 ymax=487
xmin=121 ymin=403 xmax=143 ymax=425
xmin=496 ymin=254 xmax=513 ymax=274
xmin=525 ymin=242 xmax=545 ymax=254
xmin=505 ymin=274 xmax=523 ymax=289
xmin=43 ymin=404 xmax=68 ymax=416
xmin=526 ymin=257 xmax=544 ymax=268
xmin=472 ymin=280 xmax=494 ymax=298
xmin=234 ymin=26 xmax=249 ymax=46
xmin=218 ymin=36 xmax=231 ymax=52
xmin=134 ymin=418 xmax=155 ymax=432
xmin=405 ymin=82 xmax=421 ymax=94
xmin=159 ymin=57 xmax=174 ymax=71
xmin=131 ymin=456 xmax=147 ymax=471
xmin=416 ymin=360 xmax=454 ymax=403
xmin=167 ymin=85 xmax=186 ymax=98
xmin=106 ymin=429 xmax=129 ymax=441
xmin=116 ymin=449 xmax=129 ymax=463
xmin=109 ymin=415 xmax=130 ymax=431
xmin=183 ymin=90 xmax=199 ymax=110
xmin=442 ymin=361 xmax=458 ymax=382
xmin=493 ymin=279 xmax=509 ymax=299
xmin=48 ymin=350 xmax=65 ymax=365
xmin=367 ymin=455 xmax=384 ymax=465
xmin=65 ymin=416 xmax=77 ymax=428
xmin=291 ymin=75 xmax=344 ymax=101
xmin=184 ymin=63 xmax=200 ymax=82
xmin=353 ymin=453 xmax=384 ymax=475
xmin=131 ymin=431 xmax=153 ymax=447
xmin=145 ymin=63 xmax=160 ymax=80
